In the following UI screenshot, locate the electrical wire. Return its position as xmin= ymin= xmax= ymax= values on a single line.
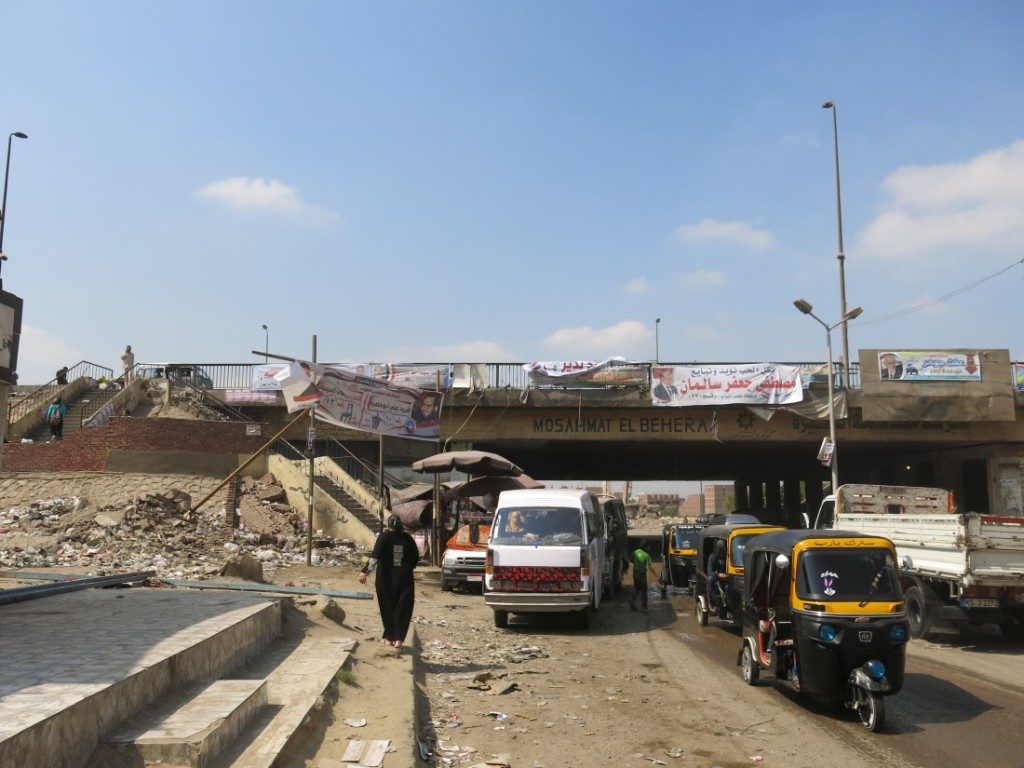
xmin=853 ymin=257 xmax=1024 ymax=327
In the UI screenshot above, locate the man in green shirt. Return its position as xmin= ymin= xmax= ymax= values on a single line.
xmin=628 ymin=546 xmax=659 ymax=611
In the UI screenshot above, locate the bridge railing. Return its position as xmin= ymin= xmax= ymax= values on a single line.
xmin=121 ymin=360 xmax=862 ymax=392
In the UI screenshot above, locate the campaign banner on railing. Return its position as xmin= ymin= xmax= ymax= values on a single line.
xmin=254 ymin=363 xmax=451 ymax=391
xmin=525 ymin=357 xmax=632 ymax=386
xmin=252 ymin=364 xmax=289 ymax=390
xmin=276 ymin=362 xmax=443 ymax=440
xmin=334 ymin=363 xmax=452 ymax=390
xmin=651 ymin=364 xmax=803 ymax=406
xmin=877 ymin=351 xmax=981 ymax=381
xmin=1013 ymin=364 xmax=1024 ymax=392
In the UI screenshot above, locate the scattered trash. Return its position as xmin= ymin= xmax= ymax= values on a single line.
xmin=666 ymin=747 xmax=684 ymax=758
xmin=750 ymin=756 xmax=765 ymax=764
xmin=343 ymin=718 xmax=367 ymax=728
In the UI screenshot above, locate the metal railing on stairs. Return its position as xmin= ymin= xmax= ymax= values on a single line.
xmin=173 ymin=380 xmax=255 ymax=422
xmin=7 ymin=360 xmax=115 ymax=428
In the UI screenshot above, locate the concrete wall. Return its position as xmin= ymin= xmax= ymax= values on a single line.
xmin=2 ymin=417 xmax=269 ymax=476
xmin=268 ymin=455 xmax=377 ymax=548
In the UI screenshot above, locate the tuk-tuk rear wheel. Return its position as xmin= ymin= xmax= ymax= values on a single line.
xmin=740 ymin=645 xmax=759 ymax=685
xmin=695 ymin=599 xmax=708 ymax=627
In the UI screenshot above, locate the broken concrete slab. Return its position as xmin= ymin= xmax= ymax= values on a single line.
xmin=220 ymin=553 xmax=266 ymax=583
xmin=321 ymin=598 xmax=347 ymax=626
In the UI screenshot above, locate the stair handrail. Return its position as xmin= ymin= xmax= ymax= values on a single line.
xmin=7 ymin=360 xmax=116 ymax=426
xmin=173 ymin=379 xmax=256 ymax=422
xmin=324 ymin=436 xmax=404 ymax=491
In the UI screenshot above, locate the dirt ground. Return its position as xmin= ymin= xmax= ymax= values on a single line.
xmin=273 ymin=565 xmax=919 ymax=768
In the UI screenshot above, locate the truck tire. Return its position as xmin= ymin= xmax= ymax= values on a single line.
xmin=905 ymin=586 xmax=933 ymax=639
xmin=493 ymin=610 xmax=508 ymax=629
xmin=999 ymin=618 xmax=1024 ymax=642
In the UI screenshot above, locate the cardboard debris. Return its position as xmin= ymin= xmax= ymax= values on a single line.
xmin=339 ymin=738 xmax=391 ymax=767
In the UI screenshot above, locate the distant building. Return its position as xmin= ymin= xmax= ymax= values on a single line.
xmin=677 ymin=484 xmax=735 ymax=518
xmin=637 ymin=493 xmax=681 ymax=509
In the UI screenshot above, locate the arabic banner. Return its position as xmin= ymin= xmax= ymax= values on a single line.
xmin=877 ymin=351 xmax=981 ymax=381
xmin=252 ymin=364 xmax=289 ymax=390
xmin=651 ymin=364 xmax=804 ymax=406
xmin=276 ymin=362 xmax=443 ymax=440
xmin=1013 ymin=364 xmax=1024 ymax=392
xmin=525 ymin=357 xmax=631 ymax=386
xmin=253 ymin=363 xmax=451 ymax=391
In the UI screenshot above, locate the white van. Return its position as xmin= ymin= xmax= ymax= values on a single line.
xmin=484 ymin=489 xmax=607 ymax=629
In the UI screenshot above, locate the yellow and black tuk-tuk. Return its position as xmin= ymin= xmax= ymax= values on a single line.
xmin=738 ymin=530 xmax=909 ymax=732
xmin=659 ymin=523 xmax=701 ymax=596
xmin=694 ymin=524 xmax=785 ymax=626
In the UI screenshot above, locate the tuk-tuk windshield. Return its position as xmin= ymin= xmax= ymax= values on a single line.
xmin=672 ymin=529 xmax=696 ymax=549
xmin=796 ymin=549 xmax=901 ymax=602
xmin=729 ymin=534 xmax=760 ymax=569
xmin=492 ymin=507 xmax=583 ymax=546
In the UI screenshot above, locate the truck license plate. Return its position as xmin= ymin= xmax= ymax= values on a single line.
xmin=467 ymin=575 xmax=482 ymax=582
xmin=961 ymin=598 xmax=999 ymax=608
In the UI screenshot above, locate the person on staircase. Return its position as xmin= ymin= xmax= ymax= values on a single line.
xmin=46 ymin=397 xmax=67 ymax=442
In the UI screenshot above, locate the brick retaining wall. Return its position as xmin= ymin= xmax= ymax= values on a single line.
xmin=2 ymin=418 xmax=269 ymax=473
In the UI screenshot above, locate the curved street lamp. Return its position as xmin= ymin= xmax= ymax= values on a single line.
xmin=0 ymin=131 xmax=29 ymax=285
xmin=261 ymin=324 xmax=269 ymax=361
xmin=794 ymin=298 xmax=864 ymax=493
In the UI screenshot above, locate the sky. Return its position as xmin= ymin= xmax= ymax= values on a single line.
xmin=3 ymin=1 xmax=1023 ymax=386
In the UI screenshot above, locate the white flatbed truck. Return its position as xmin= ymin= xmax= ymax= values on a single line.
xmin=813 ymin=484 xmax=1024 ymax=639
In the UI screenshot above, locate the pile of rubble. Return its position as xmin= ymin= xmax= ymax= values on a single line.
xmin=0 ymin=474 xmax=365 ymax=578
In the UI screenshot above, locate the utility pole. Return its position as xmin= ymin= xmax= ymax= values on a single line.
xmin=306 ymin=335 xmax=317 ymax=566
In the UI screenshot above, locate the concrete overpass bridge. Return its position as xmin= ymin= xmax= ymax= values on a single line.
xmin=132 ymin=350 xmax=1024 ymax=524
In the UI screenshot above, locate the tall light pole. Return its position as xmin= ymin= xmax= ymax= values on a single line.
xmin=261 ymin=324 xmax=269 ymax=361
xmin=0 ymin=131 xmax=29 ymax=287
xmin=821 ymin=102 xmax=852 ymax=389
xmin=794 ymin=298 xmax=863 ymax=493
xmin=655 ymin=317 xmax=661 ymax=362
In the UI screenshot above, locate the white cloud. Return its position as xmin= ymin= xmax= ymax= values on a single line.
xmin=197 ymin=176 xmax=336 ymax=222
xmin=678 ymin=218 xmax=775 ymax=250
xmin=623 ymin=277 xmax=650 ymax=294
xmin=859 ymin=139 xmax=1024 ymax=258
xmin=677 ymin=269 xmax=726 ymax=288
xmin=543 ymin=320 xmax=652 ymax=356
xmin=15 ymin=325 xmax=84 ymax=385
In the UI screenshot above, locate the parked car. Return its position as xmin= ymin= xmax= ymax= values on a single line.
xmin=137 ymin=363 xmax=215 ymax=389
xmin=441 ymin=515 xmax=491 ymax=592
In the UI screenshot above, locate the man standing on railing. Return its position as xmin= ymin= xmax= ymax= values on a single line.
xmin=121 ymin=345 xmax=135 ymax=385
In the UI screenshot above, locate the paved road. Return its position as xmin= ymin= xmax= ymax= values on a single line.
xmin=666 ymin=593 xmax=1024 ymax=768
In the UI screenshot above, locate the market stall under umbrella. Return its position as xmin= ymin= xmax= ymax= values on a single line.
xmin=410 ymin=450 xmax=526 ymax=563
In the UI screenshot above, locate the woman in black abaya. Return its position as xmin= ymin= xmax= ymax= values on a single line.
xmin=358 ymin=515 xmax=419 ymax=649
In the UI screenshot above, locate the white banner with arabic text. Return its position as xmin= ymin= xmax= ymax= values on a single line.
xmin=651 ymin=364 xmax=803 ymax=406
xmin=276 ymin=362 xmax=443 ymax=440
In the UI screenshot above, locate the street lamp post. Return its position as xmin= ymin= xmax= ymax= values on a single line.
xmin=0 ymin=131 xmax=29 ymax=287
xmin=261 ymin=324 xmax=269 ymax=361
xmin=794 ymin=299 xmax=863 ymax=493
xmin=821 ymin=102 xmax=852 ymax=389
xmin=655 ymin=318 xmax=661 ymax=362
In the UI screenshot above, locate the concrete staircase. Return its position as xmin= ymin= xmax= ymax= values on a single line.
xmin=26 ymin=384 xmax=117 ymax=442
xmin=313 ymin=474 xmax=382 ymax=532
xmin=0 ymin=587 xmax=358 ymax=768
